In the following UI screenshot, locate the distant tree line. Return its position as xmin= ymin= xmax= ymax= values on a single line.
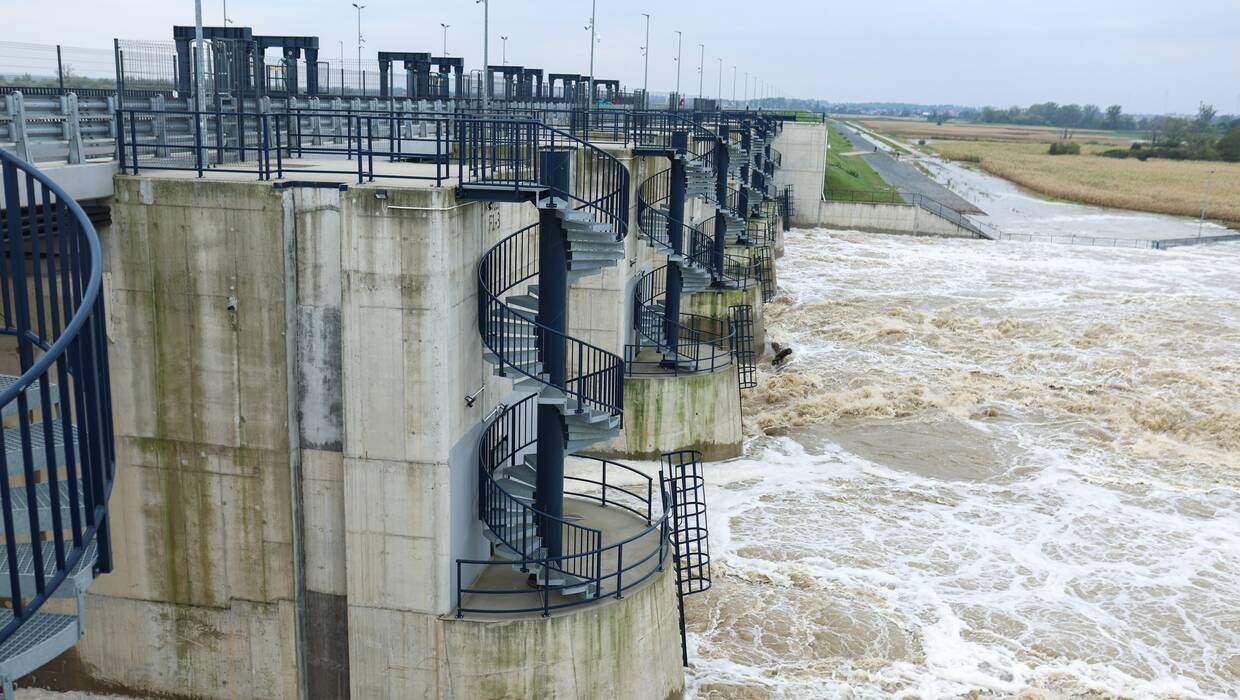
xmin=978 ymin=102 xmax=1240 ymax=162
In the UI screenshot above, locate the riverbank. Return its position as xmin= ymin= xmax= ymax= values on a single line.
xmin=859 ymin=120 xmax=1240 ymax=226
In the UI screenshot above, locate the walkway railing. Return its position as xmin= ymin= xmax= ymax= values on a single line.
xmin=459 ymin=417 xmax=671 ymax=617
xmin=627 ymin=266 xmax=735 ymax=376
xmin=0 ymin=148 xmax=114 ymax=643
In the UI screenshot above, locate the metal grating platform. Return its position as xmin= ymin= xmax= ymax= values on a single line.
xmin=0 ymin=376 xmax=58 ymax=419
xmin=0 ymin=609 xmax=81 ymax=691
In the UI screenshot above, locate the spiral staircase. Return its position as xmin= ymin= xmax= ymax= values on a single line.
xmin=459 ymin=117 xmax=630 ymax=600
xmin=0 ymin=149 xmax=113 ymax=698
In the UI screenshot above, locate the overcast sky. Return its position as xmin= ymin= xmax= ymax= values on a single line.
xmin=8 ymin=0 xmax=1238 ymax=114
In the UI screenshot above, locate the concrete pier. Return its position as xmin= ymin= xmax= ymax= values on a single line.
xmin=73 ymin=173 xmax=682 ymax=699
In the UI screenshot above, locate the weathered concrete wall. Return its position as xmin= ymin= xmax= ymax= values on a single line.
xmin=595 ymin=367 xmax=742 ymax=461
xmin=815 ymin=200 xmax=976 ymax=238
xmin=772 ymin=122 xmax=828 ymax=227
xmin=685 ymin=285 xmax=766 ymax=356
xmin=441 ymin=567 xmax=683 ymax=700
xmin=86 ymin=177 xmax=300 ymax=698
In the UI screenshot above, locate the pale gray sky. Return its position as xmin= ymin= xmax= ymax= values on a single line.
xmin=7 ymin=0 xmax=1238 ymax=114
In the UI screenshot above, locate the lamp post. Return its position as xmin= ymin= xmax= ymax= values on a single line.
xmin=500 ymin=35 xmax=508 ymax=64
xmin=641 ymin=13 xmax=650 ymax=108
xmin=351 ymin=3 xmax=365 ymax=73
xmin=475 ymin=0 xmax=489 ymax=110
xmin=697 ymin=43 xmax=704 ymax=101
xmin=744 ymin=70 xmax=748 ymax=109
xmin=732 ymin=65 xmax=737 ymax=106
xmin=586 ymin=0 xmax=597 ymax=105
xmin=441 ymin=24 xmax=450 ymax=56
xmin=717 ymin=57 xmax=722 ymax=103
xmin=674 ymin=30 xmax=682 ymax=100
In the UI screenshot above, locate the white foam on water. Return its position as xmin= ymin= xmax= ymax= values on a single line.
xmin=686 ymin=230 xmax=1240 ymax=699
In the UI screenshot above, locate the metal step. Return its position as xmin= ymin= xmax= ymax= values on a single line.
xmin=0 ymin=480 xmax=86 ymax=536
xmin=0 ymin=376 xmax=58 ymax=419
xmin=2 ymin=423 xmax=77 ymax=476
xmin=0 ymin=539 xmax=97 ymax=599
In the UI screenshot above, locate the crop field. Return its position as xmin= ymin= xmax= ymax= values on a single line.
xmin=930 ymin=140 xmax=1240 ymax=223
xmin=856 ymin=118 xmax=1140 ymax=145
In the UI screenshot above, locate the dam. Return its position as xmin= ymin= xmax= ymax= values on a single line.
xmin=0 ymin=22 xmax=828 ymax=699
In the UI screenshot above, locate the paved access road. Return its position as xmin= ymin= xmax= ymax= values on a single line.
xmin=833 ymin=121 xmax=984 ymax=214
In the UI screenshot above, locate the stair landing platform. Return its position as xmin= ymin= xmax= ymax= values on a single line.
xmin=458 ymin=493 xmax=665 ymax=619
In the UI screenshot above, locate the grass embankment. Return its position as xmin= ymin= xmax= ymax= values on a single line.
xmin=824 ymin=124 xmax=898 ymax=201
xmin=859 ymin=119 xmax=1240 ymax=224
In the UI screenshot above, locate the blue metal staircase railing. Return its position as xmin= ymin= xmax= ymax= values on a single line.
xmin=0 ymin=147 xmax=113 ymax=697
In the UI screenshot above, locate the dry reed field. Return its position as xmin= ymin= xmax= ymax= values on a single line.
xmin=930 ymin=140 xmax=1240 ymax=223
xmin=856 ymin=118 xmax=1137 ymax=145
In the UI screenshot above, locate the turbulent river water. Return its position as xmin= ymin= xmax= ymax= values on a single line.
xmin=685 ymin=230 xmax=1240 ymax=699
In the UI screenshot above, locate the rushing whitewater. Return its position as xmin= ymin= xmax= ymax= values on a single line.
xmin=686 ymin=230 xmax=1240 ymax=699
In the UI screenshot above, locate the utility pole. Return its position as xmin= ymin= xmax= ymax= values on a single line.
xmin=674 ymin=30 xmax=682 ymax=100
xmin=587 ymin=0 xmax=597 ymax=105
xmin=697 ymin=43 xmax=704 ymax=101
xmin=641 ymin=13 xmax=650 ymax=108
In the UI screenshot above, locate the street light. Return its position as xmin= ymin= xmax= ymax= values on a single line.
xmin=441 ymin=23 xmax=450 ymax=56
xmin=673 ymin=30 xmax=682 ymax=100
xmin=351 ymin=2 xmax=366 ymax=84
xmin=717 ymin=57 xmax=722 ymax=103
xmin=585 ymin=0 xmax=597 ymax=105
xmin=732 ymin=65 xmax=737 ymax=105
xmin=641 ymin=13 xmax=650 ymax=108
xmin=500 ymin=35 xmax=508 ymax=64
xmin=475 ymin=0 xmax=489 ymax=110
xmin=697 ymin=43 xmax=704 ymax=101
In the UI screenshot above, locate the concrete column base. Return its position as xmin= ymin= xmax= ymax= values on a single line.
xmin=593 ymin=366 xmax=742 ymax=461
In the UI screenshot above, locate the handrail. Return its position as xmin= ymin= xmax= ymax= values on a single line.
xmin=456 ymin=116 xmax=630 ymax=238
xmin=459 ymin=447 xmax=672 ymax=617
xmin=476 ymin=394 xmax=604 ymax=585
xmin=477 ymin=224 xmax=625 ymax=418
xmin=628 ymin=266 xmax=735 ymax=376
xmin=637 ymin=167 xmax=720 ymax=276
xmin=0 ymin=147 xmax=114 ymax=644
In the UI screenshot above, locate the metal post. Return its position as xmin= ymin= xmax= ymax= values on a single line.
xmin=732 ymin=65 xmax=736 ymax=105
xmin=56 ymin=45 xmax=64 ymax=92
xmin=193 ymin=0 xmax=207 ymax=168
xmin=480 ymin=0 xmax=490 ymax=111
xmin=713 ymin=137 xmax=729 ymax=282
xmin=664 ymin=131 xmax=688 ymax=358
xmin=716 ymin=57 xmax=722 ymax=104
xmin=535 ymin=149 xmax=571 ymax=565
